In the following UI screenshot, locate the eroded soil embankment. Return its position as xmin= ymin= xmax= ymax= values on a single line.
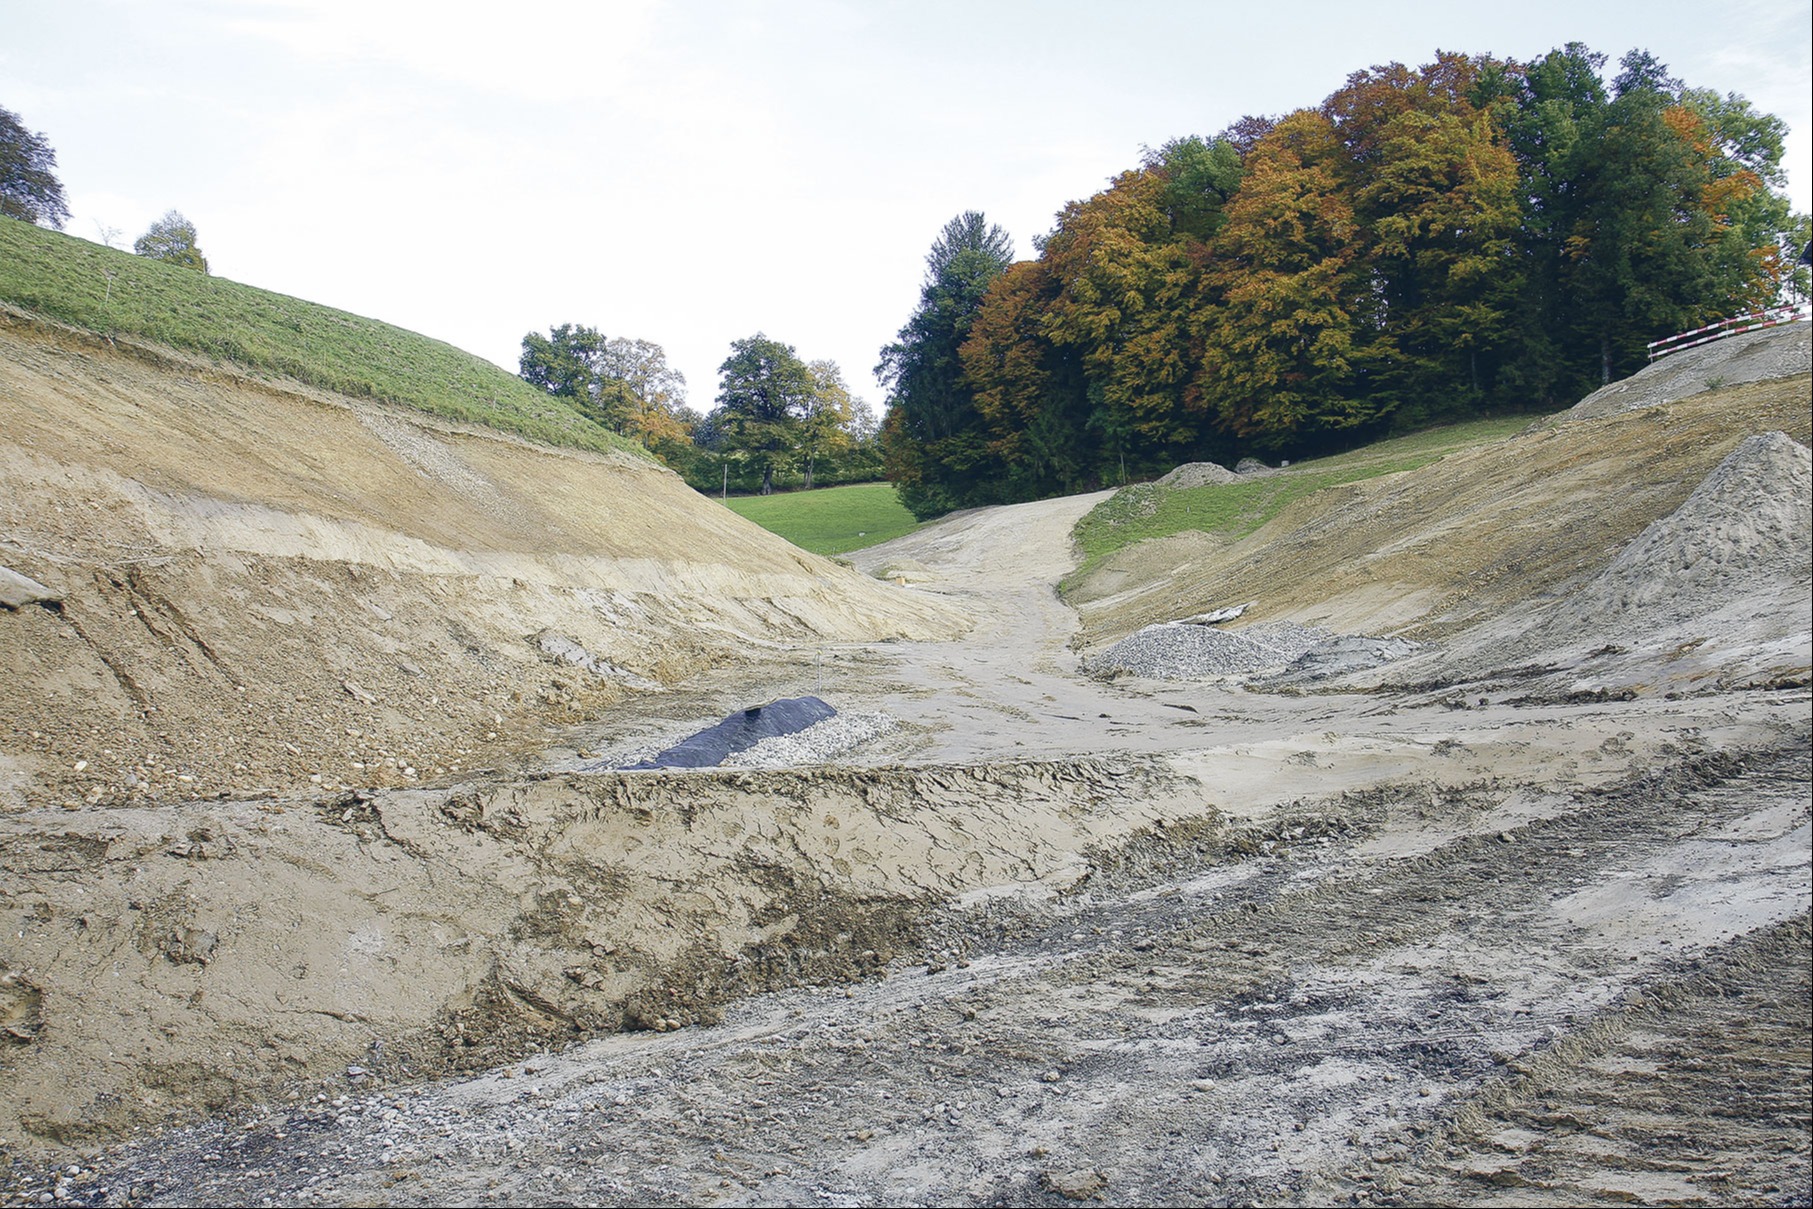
xmin=12 ymin=741 xmax=1805 ymax=1207
xmin=0 ymin=756 xmax=1198 ymax=1148
xmin=0 ymin=309 xmax=963 ymax=814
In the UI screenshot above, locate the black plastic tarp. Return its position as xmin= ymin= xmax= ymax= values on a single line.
xmin=618 ymin=696 xmax=837 ymax=769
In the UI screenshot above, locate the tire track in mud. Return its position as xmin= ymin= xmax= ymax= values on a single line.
xmin=11 ymin=743 xmax=1805 ymax=1207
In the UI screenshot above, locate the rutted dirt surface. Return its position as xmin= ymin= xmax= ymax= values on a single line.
xmin=1 ymin=318 xmax=1810 ymax=1206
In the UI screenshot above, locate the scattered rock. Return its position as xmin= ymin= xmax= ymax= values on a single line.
xmin=0 ymin=566 xmax=60 ymax=610
xmin=1043 ymin=1167 xmax=1108 ymax=1200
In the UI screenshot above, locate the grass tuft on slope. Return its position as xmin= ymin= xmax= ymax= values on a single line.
xmin=1066 ymin=416 xmax=1533 ymax=591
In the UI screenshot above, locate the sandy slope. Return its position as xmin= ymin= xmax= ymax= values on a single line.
xmin=0 ymin=318 xmax=1808 ymax=1206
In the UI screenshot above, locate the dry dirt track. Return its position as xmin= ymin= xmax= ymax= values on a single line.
xmin=8 ymin=467 xmax=1809 ymax=1207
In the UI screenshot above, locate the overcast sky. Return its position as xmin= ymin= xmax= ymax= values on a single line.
xmin=5 ymin=0 xmax=1809 ymax=413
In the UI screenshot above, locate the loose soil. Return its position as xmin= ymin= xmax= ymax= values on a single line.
xmin=1 ymin=318 xmax=1808 ymax=1206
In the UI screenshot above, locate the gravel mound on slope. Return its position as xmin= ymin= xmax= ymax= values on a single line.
xmin=1156 ymin=461 xmax=1243 ymax=489
xmin=1547 ymin=322 xmax=1809 ymax=426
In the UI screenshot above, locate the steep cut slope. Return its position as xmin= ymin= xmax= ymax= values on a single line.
xmin=0 ymin=309 xmax=963 ymax=812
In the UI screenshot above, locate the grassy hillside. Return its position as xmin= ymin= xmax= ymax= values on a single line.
xmin=0 ymin=217 xmax=644 ymax=458
xmin=722 ymin=482 xmax=920 ymax=555
xmin=1066 ymin=416 xmax=1532 ymax=590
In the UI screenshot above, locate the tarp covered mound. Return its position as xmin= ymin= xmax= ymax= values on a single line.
xmin=619 ymin=696 xmax=838 ymax=769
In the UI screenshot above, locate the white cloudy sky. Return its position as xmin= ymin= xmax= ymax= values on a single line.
xmin=5 ymin=0 xmax=1809 ymax=412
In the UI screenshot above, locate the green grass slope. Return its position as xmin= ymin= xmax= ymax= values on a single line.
xmin=1066 ymin=415 xmax=1532 ymax=591
xmin=721 ymin=482 xmax=920 ymax=556
xmin=0 ymin=217 xmax=644 ymax=458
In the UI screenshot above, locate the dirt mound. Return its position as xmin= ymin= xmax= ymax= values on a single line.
xmin=1544 ymin=429 xmax=1809 ymax=629
xmin=1406 ymin=430 xmax=1812 ymax=694
xmin=1544 ymin=320 xmax=1809 ymax=426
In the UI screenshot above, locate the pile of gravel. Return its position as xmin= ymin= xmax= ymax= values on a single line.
xmin=597 ymin=710 xmax=898 ymax=771
xmin=1155 ymin=462 xmax=1242 ymax=490
xmin=731 ymin=711 xmax=898 ymax=767
xmin=1089 ymin=620 xmax=1331 ymax=680
xmin=1546 ymin=322 xmax=1809 ymax=427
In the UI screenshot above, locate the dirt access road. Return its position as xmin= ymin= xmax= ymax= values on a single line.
xmin=14 ymin=465 xmax=1808 ymax=1208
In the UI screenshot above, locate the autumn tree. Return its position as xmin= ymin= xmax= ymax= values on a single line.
xmin=521 ymin=325 xmax=694 ymax=459
xmin=134 ymin=210 xmax=208 ymax=273
xmin=799 ymin=360 xmax=857 ymax=490
xmin=1324 ymin=55 xmax=1525 ymax=420
xmin=1194 ymin=110 xmax=1374 ymax=447
xmin=1035 ymin=162 xmax=1223 ymax=466
xmin=0 ymin=105 xmax=69 ymax=229
xmin=597 ymin=336 xmax=691 ymax=451
xmin=960 ymin=258 xmax=1094 ymax=500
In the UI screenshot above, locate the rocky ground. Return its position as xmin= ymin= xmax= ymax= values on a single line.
xmin=2 ymin=321 xmax=1809 ymax=1206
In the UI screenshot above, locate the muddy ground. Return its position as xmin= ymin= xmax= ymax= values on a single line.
xmin=1 ymin=320 xmax=1809 ymax=1206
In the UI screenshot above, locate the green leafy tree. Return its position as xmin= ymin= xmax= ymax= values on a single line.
xmin=800 ymin=360 xmax=856 ymax=490
xmin=713 ymin=334 xmax=815 ymax=494
xmin=521 ymin=323 xmax=605 ymax=399
xmin=133 ymin=210 xmax=208 ymax=273
xmin=0 ymin=105 xmax=70 ymax=229
xmin=878 ymin=212 xmax=1016 ymax=518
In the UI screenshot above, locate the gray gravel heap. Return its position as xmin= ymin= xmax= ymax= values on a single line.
xmin=1155 ymin=461 xmax=1243 ymax=489
xmin=600 ymin=711 xmax=898 ymax=771
xmin=1090 ymin=620 xmax=1332 ymax=680
xmin=731 ymin=711 xmax=898 ymax=767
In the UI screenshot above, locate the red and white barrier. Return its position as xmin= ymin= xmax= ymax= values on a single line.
xmin=1647 ymin=304 xmax=1809 ymax=361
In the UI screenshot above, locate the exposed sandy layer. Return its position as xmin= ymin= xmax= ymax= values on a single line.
xmin=0 ymin=311 xmax=963 ymax=813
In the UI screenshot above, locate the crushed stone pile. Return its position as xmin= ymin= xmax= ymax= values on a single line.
xmin=1549 ymin=322 xmax=1809 ymax=426
xmin=1156 ymin=462 xmax=1243 ymax=489
xmin=597 ymin=707 xmax=898 ymax=770
xmin=1090 ymin=620 xmax=1332 ymax=680
xmin=734 ymin=711 xmax=899 ymax=767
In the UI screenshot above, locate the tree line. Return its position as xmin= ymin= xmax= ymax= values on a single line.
xmin=878 ymin=46 xmax=1810 ymax=519
xmin=517 ymin=325 xmax=881 ymax=495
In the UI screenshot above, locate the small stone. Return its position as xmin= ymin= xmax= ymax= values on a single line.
xmin=1043 ymin=1167 xmax=1108 ymax=1200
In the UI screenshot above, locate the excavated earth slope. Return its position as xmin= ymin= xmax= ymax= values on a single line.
xmin=1 ymin=318 xmax=1809 ymax=1207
